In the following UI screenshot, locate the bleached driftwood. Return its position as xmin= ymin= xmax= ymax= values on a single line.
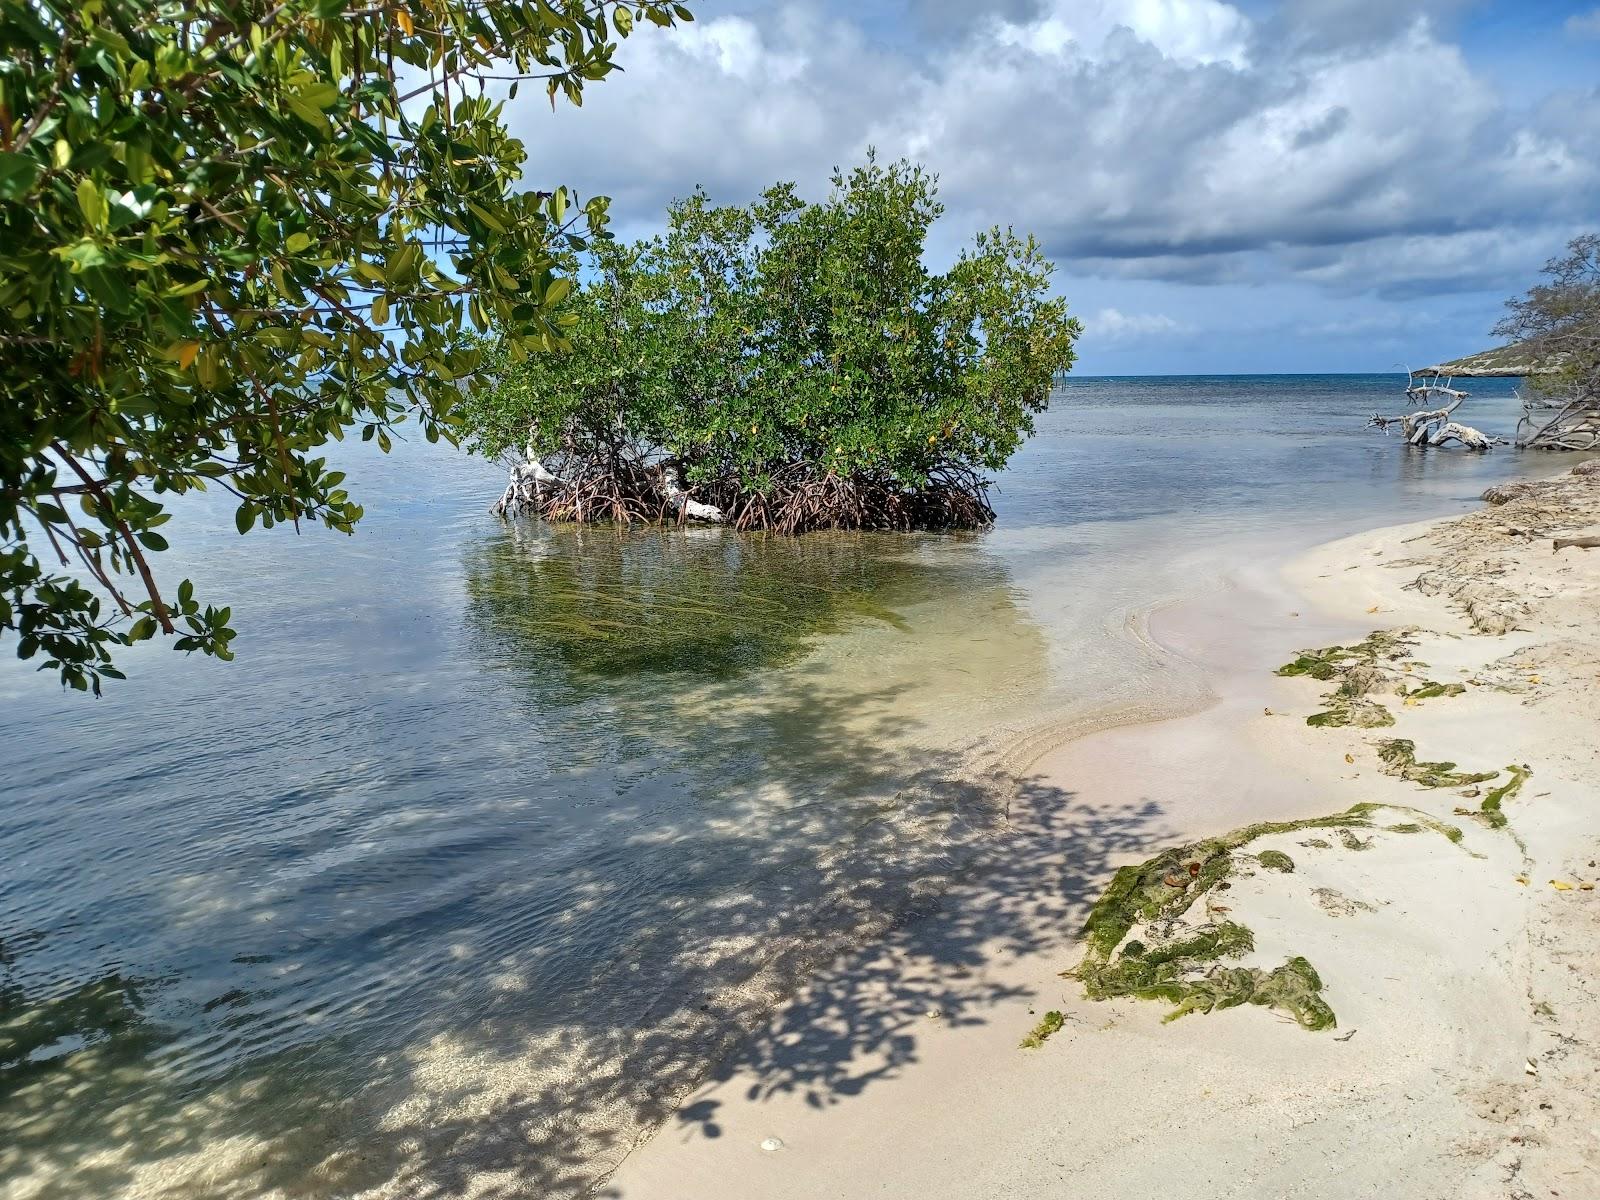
xmin=658 ymin=471 xmax=725 ymax=523
xmin=491 ymin=450 xmax=566 ymax=517
xmin=1404 ymin=367 xmax=1469 ymax=406
xmin=1553 ymin=536 xmax=1600 ymax=553
xmin=1369 ymin=394 xmax=1499 ymax=450
xmin=1406 ymin=383 xmax=1470 ymax=404
xmin=1368 ymin=368 xmax=1498 ymax=450
xmin=1430 ymin=421 xmax=1495 ymax=450
xmin=1515 ymin=390 xmax=1600 ymax=451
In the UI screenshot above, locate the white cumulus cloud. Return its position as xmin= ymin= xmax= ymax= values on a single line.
xmin=1565 ymin=7 xmax=1600 ymax=37
xmin=509 ymin=0 xmax=1598 ymax=305
xmin=1088 ymin=308 xmax=1189 ymax=341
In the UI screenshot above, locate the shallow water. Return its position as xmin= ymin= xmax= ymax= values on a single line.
xmin=0 ymin=374 xmax=1569 ymax=1198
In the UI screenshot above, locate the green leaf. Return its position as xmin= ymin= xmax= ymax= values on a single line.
xmin=0 ymin=0 xmax=690 ymax=694
xmin=76 ymin=177 xmax=106 ymax=227
xmin=543 ymin=276 xmax=573 ymax=307
xmin=0 ymin=151 xmax=40 ymax=201
xmin=466 ymin=201 xmax=506 ymax=233
xmin=62 ymin=239 xmax=107 ymax=270
xmin=286 ymin=92 xmax=330 ymax=130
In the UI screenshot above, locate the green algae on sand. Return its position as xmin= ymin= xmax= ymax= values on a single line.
xmin=1376 ymin=738 xmax=1500 ymax=790
xmin=1279 ymin=630 xmax=1469 ymax=728
xmin=1068 ymin=802 xmax=1469 ymax=1033
xmin=1020 ymin=1010 xmax=1066 ymax=1049
xmin=1275 ymin=629 xmax=1415 ymax=682
xmin=1403 ymin=682 xmax=1467 ymax=701
xmin=1076 ymin=921 xmax=1334 ymax=1031
xmin=1467 ymin=763 xmax=1534 ymax=830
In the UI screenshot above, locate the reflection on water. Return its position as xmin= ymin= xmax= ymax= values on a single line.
xmin=2 ymin=504 xmax=1050 ymax=1199
xmin=2 ymin=374 xmax=1590 ymax=1199
xmin=463 ymin=522 xmax=944 ymax=682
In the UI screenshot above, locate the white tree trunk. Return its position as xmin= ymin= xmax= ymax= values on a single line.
xmin=491 ymin=456 xmax=565 ymax=517
xmin=661 ymin=475 xmax=725 ymax=523
xmin=1371 ymin=396 xmax=1498 ymax=451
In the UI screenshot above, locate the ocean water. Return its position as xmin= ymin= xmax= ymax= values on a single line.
xmin=0 ymin=374 xmax=1567 ymax=1198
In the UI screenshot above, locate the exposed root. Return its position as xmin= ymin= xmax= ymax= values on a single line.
xmin=492 ymin=451 xmax=997 ymax=533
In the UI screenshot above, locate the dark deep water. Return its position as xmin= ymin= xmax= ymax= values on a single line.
xmin=0 ymin=374 xmax=1575 ymax=1198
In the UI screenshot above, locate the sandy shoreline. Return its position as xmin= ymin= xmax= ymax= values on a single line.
xmin=607 ymin=464 xmax=1600 ymax=1199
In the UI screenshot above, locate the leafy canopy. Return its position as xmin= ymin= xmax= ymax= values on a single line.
xmin=0 ymin=0 xmax=691 ymax=692
xmin=1495 ymin=231 xmax=1600 ymax=403
xmin=463 ymin=157 xmax=1081 ymax=529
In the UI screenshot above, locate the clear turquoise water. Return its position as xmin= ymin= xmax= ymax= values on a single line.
xmin=0 ymin=374 xmax=1573 ymax=1198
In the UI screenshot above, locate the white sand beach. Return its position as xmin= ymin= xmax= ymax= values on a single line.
xmin=607 ymin=465 xmax=1600 ymax=1200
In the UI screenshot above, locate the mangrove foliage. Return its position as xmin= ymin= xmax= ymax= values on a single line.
xmin=465 ymin=157 xmax=1082 ymax=533
xmin=0 ymin=0 xmax=689 ymax=691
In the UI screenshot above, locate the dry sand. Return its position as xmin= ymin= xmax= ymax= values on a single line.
xmin=607 ymin=465 xmax=1600 ymax=1200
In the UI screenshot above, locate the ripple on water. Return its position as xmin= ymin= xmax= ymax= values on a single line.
xmin=1 ymin=375 xmax=1576 ymax=1198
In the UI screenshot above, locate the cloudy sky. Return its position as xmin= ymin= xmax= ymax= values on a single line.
xmin=514 ymin=0 xmax=1598 ymax=374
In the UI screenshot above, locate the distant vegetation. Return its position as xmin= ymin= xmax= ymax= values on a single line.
xmin=1412 ymin=233 xmax=1598 ymax=450
xmin=1420 ymin=344 xmax=1558 ymax=378
xmin=466 ymin=158 xmax=1081 ymax=533
xmin=1424 ymin=233 xmax=1597 ymax=395
xmin=1495 ymin=233 xmax=1599 ymax=403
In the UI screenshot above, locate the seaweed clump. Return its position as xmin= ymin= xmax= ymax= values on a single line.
xmin=1383 ymin=813 xmax=1468 ymax=844
xmin=1376 ymin=738 xmax=1500 ymax=789
xmin=1077 ymin=923 xmax=1333 ymax=1030
xmin=1275 ymin=629 xmax=1415 ymax=681
xmin=1279 ymin=630 xmax=1469 ymax=729
xmin=1280 ymin=630 xmax=1412 ymax=727
xmin=1403 ymin=682 xmax=1467 ymax=701
xmin=1067 ymin=801 xmax=1471 ymax=1035
xmin=1020 ymin=1010 xmax=1065 ymax=1049
xmin=1461 ymin=763 xmax=1534 ymax=830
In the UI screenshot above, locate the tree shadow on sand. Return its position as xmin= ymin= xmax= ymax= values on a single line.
xmin=2 ymin=524 xmax=1172 ymax=1200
